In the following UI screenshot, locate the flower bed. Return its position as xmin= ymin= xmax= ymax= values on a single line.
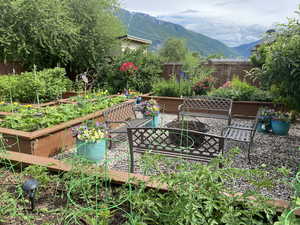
xmin=0 ymin=94 xmax=133 ymax=156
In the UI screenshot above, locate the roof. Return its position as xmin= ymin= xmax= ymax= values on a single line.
xmin=205 ymin=59 xmax=251 ymax=65
xmin=207 ymin=59 xmax=250 ymax=63
xmin=118 ymin=35 xmax=152 ymax=45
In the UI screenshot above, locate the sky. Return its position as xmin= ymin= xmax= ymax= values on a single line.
xmin=120 ymin=0 xmax=299 ymax=26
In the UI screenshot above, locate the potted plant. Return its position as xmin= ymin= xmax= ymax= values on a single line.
xmin=257 ymin=107 xmax=274 ymax=133
xmin=271 ymin=111 xmax=292 ymax=135
xmin=72 ymin=121 xmax=107 ymax=164
xmin=140 ymin=99 xmax=160 ymax=128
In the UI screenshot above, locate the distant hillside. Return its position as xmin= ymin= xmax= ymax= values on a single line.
xmin=233 ymin=40 xmax=261 ymax=58
xmin=158 ymin=10 xmax=267 ymax=47
xmin=117 ymin=9 xmax=240 ymax=58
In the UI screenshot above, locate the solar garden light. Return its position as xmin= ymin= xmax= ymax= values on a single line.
xmin=22 ymin=179 xmax=39 ymax=211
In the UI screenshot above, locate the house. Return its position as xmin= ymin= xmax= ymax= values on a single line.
xmin=118 ymin=35 xmax=152 ymax=52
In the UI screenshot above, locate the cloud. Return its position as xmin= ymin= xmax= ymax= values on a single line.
xmin=121 ymin=0 xmax=299 ymax=26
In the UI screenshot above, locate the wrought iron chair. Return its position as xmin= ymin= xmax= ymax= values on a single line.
xmin=222 ymin=109 xmax=260 ymax=163
xmin=103 ymin=101 xmax=152 ymax=149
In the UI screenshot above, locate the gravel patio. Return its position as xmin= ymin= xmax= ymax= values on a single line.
xmin=54 ymin=113 xmax=300 ymax=200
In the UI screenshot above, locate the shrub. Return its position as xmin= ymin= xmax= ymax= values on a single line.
xmin=192 ymin=76 xmax=215 ymax=95
xmin=152 ymin=76 xmax=194 ymax=97
xmin=248 ymin=7 xmax=300 ymax=110
xmin=152 ymin=67 xmax=214 ymax=97
xmin=209 ymin=78 xmax=273 ymax=101
xmin=0 ymin=68 xmax=72 ymax=103
xmin=98 ymin=48 xmax=163 ymax=93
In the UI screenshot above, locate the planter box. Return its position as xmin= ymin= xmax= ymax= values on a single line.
xmin=140 ymin=95 xmax=283 ymax=118
xmin=0 ymin=99 xmax=135 ymax=157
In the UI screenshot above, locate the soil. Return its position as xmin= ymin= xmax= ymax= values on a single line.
xmin=0 ymin=168 xmax=129 ymax=225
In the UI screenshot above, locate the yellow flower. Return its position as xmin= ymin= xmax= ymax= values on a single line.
xmin=13 ymin=102 xmax=19 ymax=105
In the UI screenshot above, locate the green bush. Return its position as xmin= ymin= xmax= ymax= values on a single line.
xmin=0 ymin=68 xmax=72 ymax=103
xmin=209 ymin=78 xmax=273 ymax=101
xmin=152 ymin=76 xmax=194 ymax=97
xmin=98 ymin=48 xmax=163 ymax=94
xmin=152 ymin=66 xmax=214 ymax=97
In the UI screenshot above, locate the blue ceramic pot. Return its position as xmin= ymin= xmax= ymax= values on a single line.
xmin=76 ymin=139 xmax=106 ymax=164
xmin=136 ymin=96 xmax=142 ymax=104
xmin=271 ymin=119 xmax=290 ymax=135
xmin=145 ymin=113 xmax=160 ymax=128
xmin=256 ymin=122 xmax=266 ymax=133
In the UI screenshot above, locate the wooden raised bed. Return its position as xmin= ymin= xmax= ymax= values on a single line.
xmin=0 ymin=99 xmax=135 ymax=157
xmin=141 ymin=95 xmax=283 ymax=118
xmin=0 ymin=150 xmax=298 ymax=216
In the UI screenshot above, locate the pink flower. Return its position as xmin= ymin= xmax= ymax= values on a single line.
xmin=119 ymin=62 xmax=138 ymax=72
xmin=222 ymin=81 xmax=231 ymax=88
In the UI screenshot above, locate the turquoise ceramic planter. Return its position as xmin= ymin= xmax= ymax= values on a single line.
xmin=76 ymin=139 xmax=106 ymax=164
xmin=145 ymin=114 xmax=160 ymax=128
xmin=256 ymin=122 xmax=265 ymax=133
xmin=271 ymin=119 xmax=290 ymax=135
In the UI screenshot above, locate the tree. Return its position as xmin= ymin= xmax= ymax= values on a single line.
xmin=64 ymin=0 xmax=123 ymax=76
xmin=159 ymin=38 xmax=188 ymax=62
xmin=0 ymin=0 xmax=123 ymax=74
xmin=249 ymin=4 xmax=300 ymax=110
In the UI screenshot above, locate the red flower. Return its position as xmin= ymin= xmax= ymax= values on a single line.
xmin=119 ymin=62 xmax=138 ymax=72
xmin=222 ymin=81 xmax=231 ymax=88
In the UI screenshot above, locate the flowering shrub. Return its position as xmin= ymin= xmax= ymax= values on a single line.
xmin=140 ymin=99 xmax=160 ymax=117
xmin=209 ymin=78 xmax=273 ymax=102
xmin=72 ymin=121 xmax=106 ymax=143
xmin=119 ymin=62 xmax=138 ymax=73
xmin=192 ymin=76 xmax=215 ymax=95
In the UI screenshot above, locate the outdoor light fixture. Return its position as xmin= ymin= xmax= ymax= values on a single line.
xmin=22 ymin=179 xmax=39 ymax=211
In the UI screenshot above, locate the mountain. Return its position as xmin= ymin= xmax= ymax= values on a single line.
xmin=158 ymin=10 xmax=268 ymax=47
xmin=233 ymin=40 xmax=261 ymax=58
xmin=117 ymin=9 xmax=240 ymax=57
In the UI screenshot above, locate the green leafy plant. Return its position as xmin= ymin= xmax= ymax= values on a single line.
xmin=209 ymin=77 xmax=273 ymax=101
xmin=0 ymin=68 xmax=72 ymax=103
xmin=192 ymin=76 xmax=215 ymax=95
xmin=272 ymin=111 xmax=292 ymax=123
xmin=152 ymin=76 xmax=194 ymax=97
xmin=0 ymin=95 xmax=126 ymax=131
xmin=128 ymin=149 xmax=278 ymax=225
xmin=248 ymin=6 xmax=300 ymax=111
xmin=98 ymin=48 xmax=163 ymax=94
xmin=0 ymin=0 xmax=123 ymax=73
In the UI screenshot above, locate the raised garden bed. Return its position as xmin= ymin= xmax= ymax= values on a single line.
xmin=141 ymin=95 xmax=283 ymax=118
xmin=0 ymin=150 xmax=299 ymax=224
xmin=0 ymin=95 xmax=133 ymax=157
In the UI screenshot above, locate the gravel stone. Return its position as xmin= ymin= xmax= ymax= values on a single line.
xmin=53 ymin=113 xmax=300 ymax=200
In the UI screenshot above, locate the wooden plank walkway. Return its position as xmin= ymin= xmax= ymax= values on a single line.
xmin=0 ymin=150 xmax=168 ymax=191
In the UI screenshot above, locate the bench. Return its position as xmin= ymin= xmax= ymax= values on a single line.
xmin=103 ymin=101 xmax=152 ymax=149
xmin=222 ymin=109 xmax=260 ymax=163
xmin=127 ymin=127 xmax=225 ymax=172
xmin=178 ymin=96 xmax=233 ymax=126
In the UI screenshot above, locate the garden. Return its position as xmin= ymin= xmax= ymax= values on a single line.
xmin=0 ymin=0 xmax=299 ymax=224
